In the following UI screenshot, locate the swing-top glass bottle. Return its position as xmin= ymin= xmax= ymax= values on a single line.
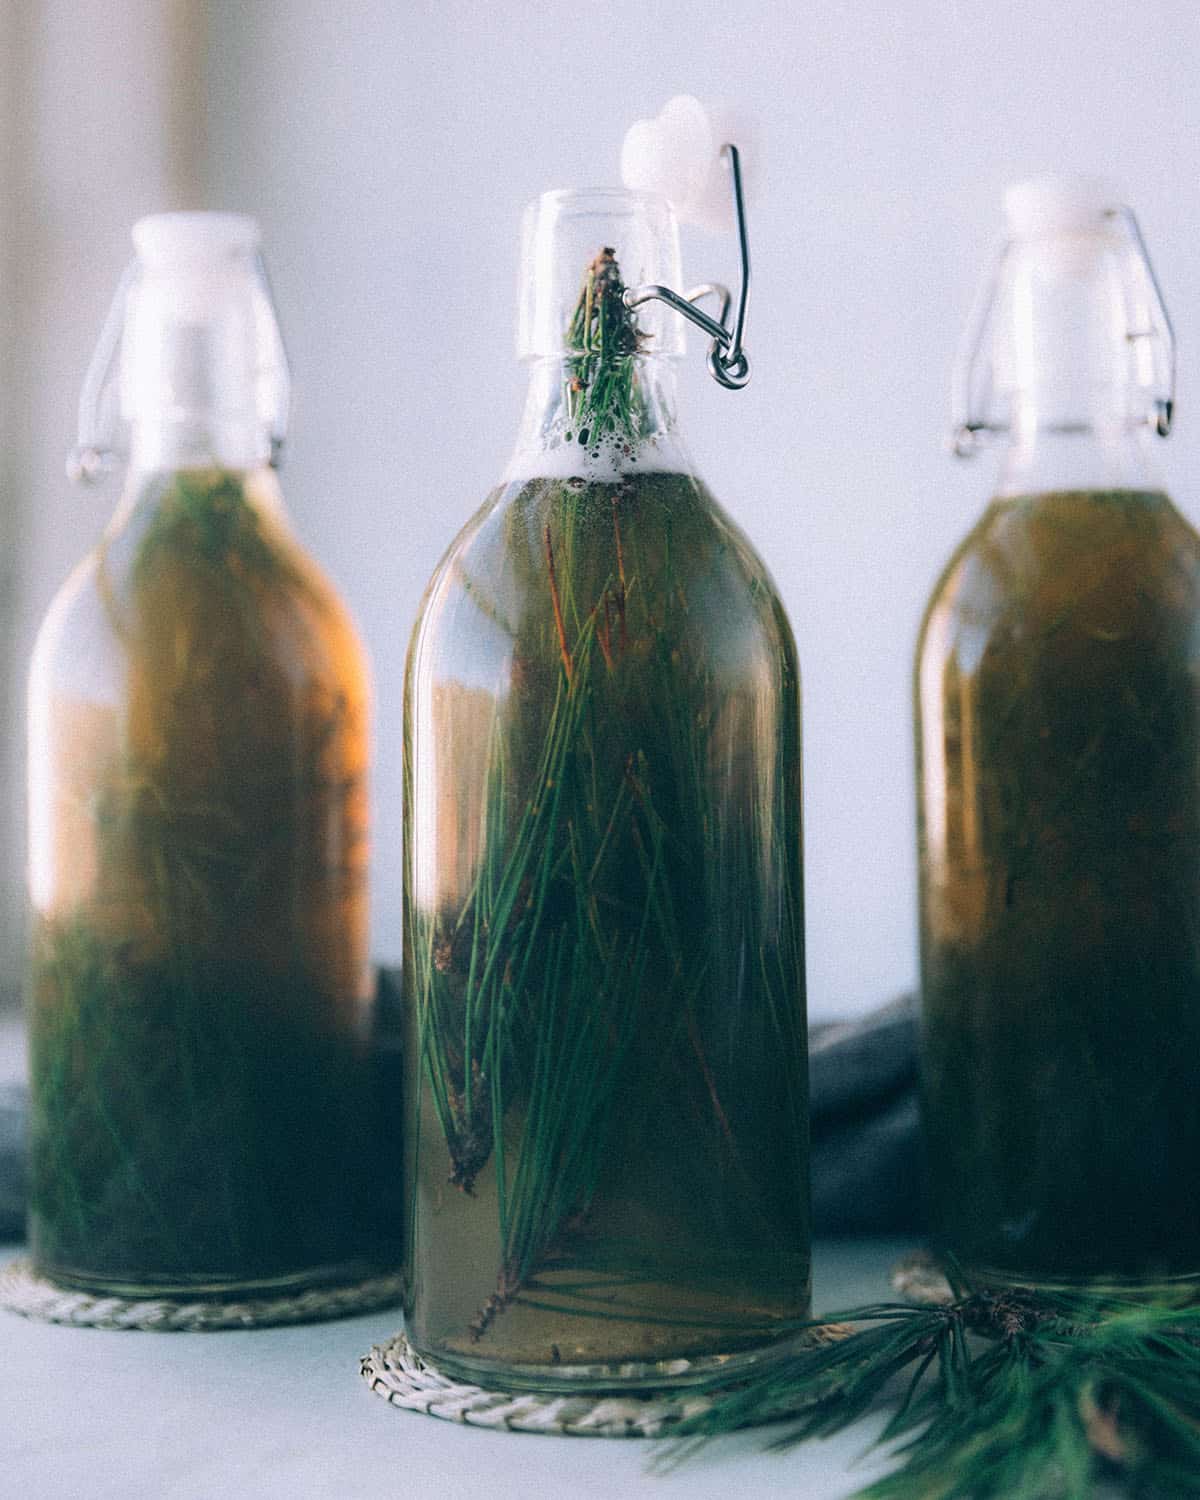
xmin=402 ymin=186 xmax=810 ymax=1387
xmin=26 ymin=213 xmax=392 ymax=1296
xmin=917 ymin=178 xmax=1198 ymax=1285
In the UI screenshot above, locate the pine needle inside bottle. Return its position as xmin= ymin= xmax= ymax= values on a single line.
xmin=563 ymin=247 xmax=647 ymax=449
xmin=403 ymin=243 xmax=808 ymax=1378
xmin=28 ymin=466 xmax=383 ymax=1293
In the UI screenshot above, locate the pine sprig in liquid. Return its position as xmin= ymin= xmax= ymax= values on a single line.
xmin=29 ymin=470 xmax=390 ymax=1294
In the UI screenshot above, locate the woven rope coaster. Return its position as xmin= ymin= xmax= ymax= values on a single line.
xmin=361 ymin=1326 xmax=846 ymax=1438
xmin=0 ymin=1256 xmax=404 ymax=1331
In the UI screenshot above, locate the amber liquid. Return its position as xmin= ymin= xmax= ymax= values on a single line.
xmin=918 ymin=488 xmax=1200 ymax=1283
xmin=28 ymin=470 xmax=394 ymax=1294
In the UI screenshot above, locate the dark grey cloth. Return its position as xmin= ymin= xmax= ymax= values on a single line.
xmin=0 ymin=982 xmax=923 ymax=1242
xmin=809 ymin=995 xmax=923 ymax=1233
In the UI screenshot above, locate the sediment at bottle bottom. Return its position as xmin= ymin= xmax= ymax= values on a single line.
xmin=405 ymin=1095 xmax=811 ymax=1386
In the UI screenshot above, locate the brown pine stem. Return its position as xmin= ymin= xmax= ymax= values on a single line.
xmin=469 ymin=1262 xmax=523 ymax=1342
xmin=612 ymin=493 xmax=628 ymax=650
xmin=596 ymin=598 xmax=615 ymax=673
xmin=544 ymin=523 xmax=573 ymax=682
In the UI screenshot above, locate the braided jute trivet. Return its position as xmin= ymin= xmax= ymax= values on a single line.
xmin=361 ymin=1325 xmax=847 ymax=1438
xmin=0 ymin=1257 xmax=405 ymax=1331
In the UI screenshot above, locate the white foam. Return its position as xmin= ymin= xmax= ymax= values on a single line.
xmin=504 ymin=432 xmax=686 ymax=484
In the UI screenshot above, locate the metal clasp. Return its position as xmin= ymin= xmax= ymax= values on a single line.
xmin=68 ymin=262 xmax=136 ymax=483
xmin=68 ymin=251 xmax=292 ymax=484
xmin=948 ymin=240 xmax=1008 ymax=459
xmin=1107 ymin=205 xmax=1175 ymax=439
xmin=950 ymin=204 xmax=1176 ymax=458
xmin=623 ymin=143 xmax=751 ymax=390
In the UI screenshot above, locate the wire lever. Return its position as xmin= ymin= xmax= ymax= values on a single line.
xmin=623 ymin=143 xmax=752 ymax=391
xmin=950 ymin=203 xmax=1175 ymax=458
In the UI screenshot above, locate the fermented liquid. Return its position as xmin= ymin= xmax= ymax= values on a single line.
xmin=29 ymin=468 xmax=385 ymax=1294
xmin=403 ymin=467 xmax=809 ymax=1383
xmin=918 ymin=487 xmax=1200 ymax=1281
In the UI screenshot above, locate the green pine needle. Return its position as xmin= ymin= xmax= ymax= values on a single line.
xmin=406 ymin=462 xmax=807 ymax=1363
xmin=28 ymin=468 xmax=379 ymax=1287
xmin=563 ymin=247 xmax=647 ymax=448
xmin=660 ymin=1278 xmax=1200 ymax=1498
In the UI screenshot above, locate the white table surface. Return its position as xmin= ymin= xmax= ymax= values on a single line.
xmin=1 ymin=1237 xmax=912 ymax=1500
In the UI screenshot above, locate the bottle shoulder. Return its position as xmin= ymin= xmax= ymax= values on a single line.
xmin=31 ymin=472 xmax=368 ymax=712
xmin=407 ymin=470 xmax=797 ymax=689
xmin=917 ymin=487 xmax=1200 ymax=670
xmin=29 ymin=552 xmax=114 ymax=704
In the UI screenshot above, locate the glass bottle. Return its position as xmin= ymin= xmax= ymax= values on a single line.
xmin=916 ymin=178 xmax=1195 ymax=1284
xmin=402 ymin=189 xmax=809 ymax=1387
xmin=27 ymin=213 xmax=390 ymax=1296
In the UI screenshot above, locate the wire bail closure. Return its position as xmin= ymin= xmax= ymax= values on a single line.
xmin=1111 ymin=205 xmax=1175 ymax=441
xmin=68 ymin=251 xmax=292 ymax=484
xmin=68 ymin=262 xmax=137 ymax=484
xmin=623 ymin=144 xmax=751 ymax=391
xmin=950 ymin=204 xmax=1175 ymax=459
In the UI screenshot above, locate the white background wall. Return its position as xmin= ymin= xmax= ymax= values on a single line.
xmin=11 ymin=0 xmax=1200 ymax=1019
xmin=1 ymin=0 xmax=205 ymax=1010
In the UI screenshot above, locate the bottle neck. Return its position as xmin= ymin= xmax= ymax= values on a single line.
xmin=108 ymin=449 xmax=286 ymax=544
xmin=116 ymin=249 xmax=284 ymax=479
xmin=998 ymin=423 xmax=1159 ymax=496
xmin=506 ymin=354 xmax=690 ymax=481
xmin=994 ymin=230 xmax=1163 ymax=494
xmin=128 ymin=416 xmax=269 ymax=474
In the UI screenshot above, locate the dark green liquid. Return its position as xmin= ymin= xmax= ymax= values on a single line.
xmin=28 ymin=471 xmax=393 ymax=1294
xmin=29 ymin=938 xmax=386 ymax=1291
xmin=403 ymin=469 xmax=809 ymax=1384
xmin=917 ymin=488 xmax=1200 ymax=1282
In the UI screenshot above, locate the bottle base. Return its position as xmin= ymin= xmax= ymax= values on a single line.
xmin=410 ymin=1323 xmax=815 ymax=1395
xmin=28 ymin=1255 xmax=393 ymax=1302
xmin=949 ymin=1258 xmax=1200 ymax=1298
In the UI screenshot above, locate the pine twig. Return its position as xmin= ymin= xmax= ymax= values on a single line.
xmin=660 ymin=1278 xmax=1200 ymax=1499
xmin=544 ymin=523 xmax=573 ymax=681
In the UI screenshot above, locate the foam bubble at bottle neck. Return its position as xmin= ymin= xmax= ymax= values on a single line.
xmin=504 ymin=353 xmax=689 ymax=483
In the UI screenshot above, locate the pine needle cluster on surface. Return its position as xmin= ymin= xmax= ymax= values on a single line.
xmin=663 ymin=1263 xmax=1200 ymax=1498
